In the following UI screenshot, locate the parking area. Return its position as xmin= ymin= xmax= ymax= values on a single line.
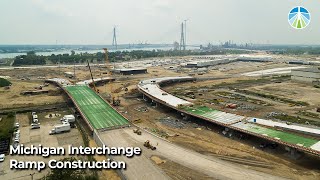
xmin=0 ymin=111 xmax=84 ymax=180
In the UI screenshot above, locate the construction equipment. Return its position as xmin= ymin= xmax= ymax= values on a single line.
xmin=103 ymin=48 xmax=120 ymax=106
xmin=133 ymin=119 xmax=142 ymax=123
xmin=87 ymin=60 xmax=99 ymax=93
xmin=133 ymin=129 xmax=142 ymax=135
xmin=144 ymin=140 xmax=156 ymax=150
xmin=112 ymin=97 xmax=120 ymax=106
xmin=226 ymin=103 xmax=237 ymax=109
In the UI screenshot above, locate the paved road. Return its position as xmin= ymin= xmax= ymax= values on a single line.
xmin=99 ymin=127 xmax=285 ymax=180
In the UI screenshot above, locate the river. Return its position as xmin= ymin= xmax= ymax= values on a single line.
xmin=0 ymin=46 xmax=198 ymax=59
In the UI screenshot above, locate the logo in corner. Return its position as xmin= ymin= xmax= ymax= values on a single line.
xmin=288 ymin=6 xmax=311 ymax=29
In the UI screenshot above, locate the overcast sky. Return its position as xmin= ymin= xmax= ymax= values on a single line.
xmin=0 ymin=0 xmax=319 ymax=45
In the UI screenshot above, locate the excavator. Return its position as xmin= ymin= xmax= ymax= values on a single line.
xmin=144 ymin=140 xmax=156 ymax=150
xmin=103 ymin=48 xmax=120 ymax=106
xmin=133 ymin=128 xmax=142 ymax=135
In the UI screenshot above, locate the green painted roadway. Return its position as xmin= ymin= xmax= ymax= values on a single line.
xmin=241 ymin=123 xmax=318 ymax=147
xmin=65 ymin=85 xmax=129 ymax=129
xmin=180 ymin=105 xmax=319 ymax=148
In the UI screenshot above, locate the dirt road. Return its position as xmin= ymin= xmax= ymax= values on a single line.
xmin=99 ymin=127 xmax=285 ymax=180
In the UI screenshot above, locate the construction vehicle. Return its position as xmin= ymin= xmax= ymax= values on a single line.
xmin=226 ymin=103 xmax=237 ymax=109
xmin=103 ymin=48 xmax=120 ymax=106
xmin=133 ymin=129 xmax=142 ymax=135
xmin=133 ymin=119 xmax=142 ymax=123
xmin=87 ymin=60 xmax=99 ymax=93
xmin=49 ymin=123 xmax=70 ymax=135
xmin=144 ymin=140 xmax=156 ymax=150
xmin=60 ymin=115 xmax=75 ymax=123
xmin=112 ymin=97 xmax=121 ymax=106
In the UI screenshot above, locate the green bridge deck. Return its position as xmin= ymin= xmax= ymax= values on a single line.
xmin=180 ymin=105 xmax=319 ymax=149
xmin=65 ymin=85 xmax=129 ymax=129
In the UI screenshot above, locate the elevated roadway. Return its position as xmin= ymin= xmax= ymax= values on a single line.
xmin=137 ymin=76 xmax=320 ymax=157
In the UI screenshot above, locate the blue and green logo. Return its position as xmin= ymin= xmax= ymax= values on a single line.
xmin=288 ymin=6 xmax=310 ymax=29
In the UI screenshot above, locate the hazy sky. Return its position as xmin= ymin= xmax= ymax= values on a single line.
xmin=0 ymin=0 xmax=319 ymax=45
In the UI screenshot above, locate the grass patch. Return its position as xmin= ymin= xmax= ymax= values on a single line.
xmin=273 ymin=114 xmax=320 ymax=126
xmin=0 ymin=113 xmax=15 ymax=140
xmin=0 ymin=78 xmax=12 ymax=87
xmin=297 ymin=111 xmax=320 ymax=119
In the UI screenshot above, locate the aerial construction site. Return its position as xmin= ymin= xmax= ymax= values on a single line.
xmin=1 ymin=48 xmax=320 ymax=179
xmin=1 ymin=1 xmax=320 ymax=180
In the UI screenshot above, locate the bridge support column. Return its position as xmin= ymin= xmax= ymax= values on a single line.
xmin=181 ymin=113 xmax=190 ymax=120
xmin=151 ymin=99 xmax=157 ymax=108
xmin=285 ymin=146 xmax=301 ymax=159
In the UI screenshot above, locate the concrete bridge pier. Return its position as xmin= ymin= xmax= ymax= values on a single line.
xmin=285 ymin=146 xmax=302 ymax=159
xmin=181 ymin=113 xmax=190 ymax=120
xmin=142 ymin=94 xmax=147 ymax=101
xmin=151 ymin=99 xmax=158 ymax=107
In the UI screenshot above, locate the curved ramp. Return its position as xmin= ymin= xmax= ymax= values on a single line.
xmin=138 ymin=76 xmax=320 ymax=156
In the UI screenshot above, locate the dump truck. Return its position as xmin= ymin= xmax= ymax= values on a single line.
xmin=60 ymin=115 xmax=75 ymax=123
xmin=144 ymin=140 xmax=156 ymax=150
xmin=133 ymin=129 xmax=142 ymax=135
xmin=49 ymin=123 xmax=70 ymax=135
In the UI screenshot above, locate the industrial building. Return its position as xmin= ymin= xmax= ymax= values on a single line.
xmin=185 ymin=58 xmax=234 ymax=68
xmin=237 ymin=55 xmax=273 ymax=62
xmin=286 ymin=60 xmax=310 ymax=65
xmin=112 ymin=68 xmax=147 ymax=75
xmin=291 ymin=67 xmax=320 ymax=83
xmin=64 ymin=71 xmax=74 ymax=78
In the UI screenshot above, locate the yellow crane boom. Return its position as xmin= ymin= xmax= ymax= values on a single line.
xmin=87 ymin=60 xmax=99 ymax=93
xmin=103 ymin=48 xmax=120 ymax=106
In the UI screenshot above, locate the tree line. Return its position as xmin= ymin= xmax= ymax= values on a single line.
xmin=12 ymin=49 xmax=252 ymax=66
xmin=13 ymin=51 xmax=46 ymax=66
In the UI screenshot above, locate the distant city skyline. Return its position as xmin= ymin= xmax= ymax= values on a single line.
xmin=0 ymin=0 xmax=319 ymax=45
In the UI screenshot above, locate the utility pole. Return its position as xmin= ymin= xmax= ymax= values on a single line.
xmin=58 ymin=55 xmax=61 ymax=76
xmin=184 ymin=19 xmax=188 ymax=50
xmin=73 ymin=58 xmax=76 ymax=80
xmin=112 ymin=27 xmax=118 ymax=50
xmin=179 ymin=22 xmax=185 ymax=51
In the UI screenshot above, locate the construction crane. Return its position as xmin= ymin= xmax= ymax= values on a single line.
xmin=87 ymin=60 xmax=99 ymax=93
xmin=103 ymin=48 xmax=120 ymax=106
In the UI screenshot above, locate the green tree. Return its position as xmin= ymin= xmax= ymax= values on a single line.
xmin=0 ymin=78 xmax=11 ymax=87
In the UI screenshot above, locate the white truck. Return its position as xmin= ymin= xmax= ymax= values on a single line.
xmin=49 ymin=123 xmax=70 ymax=135
xmin=32 ymin=114 xmax=38 ymax=123
xmin=60 ymin=115 xmax=75 ymax=123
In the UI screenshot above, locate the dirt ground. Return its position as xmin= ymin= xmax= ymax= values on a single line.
xmin=247 ymin=82 xmax=320 ymax=106
xmin=150 ymin=155 xmax=212 ymax=180
xmin=0 ymin=80 xmax=64 ymax=109
xmin=89 ymin=139 xmax=121 ymax=180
